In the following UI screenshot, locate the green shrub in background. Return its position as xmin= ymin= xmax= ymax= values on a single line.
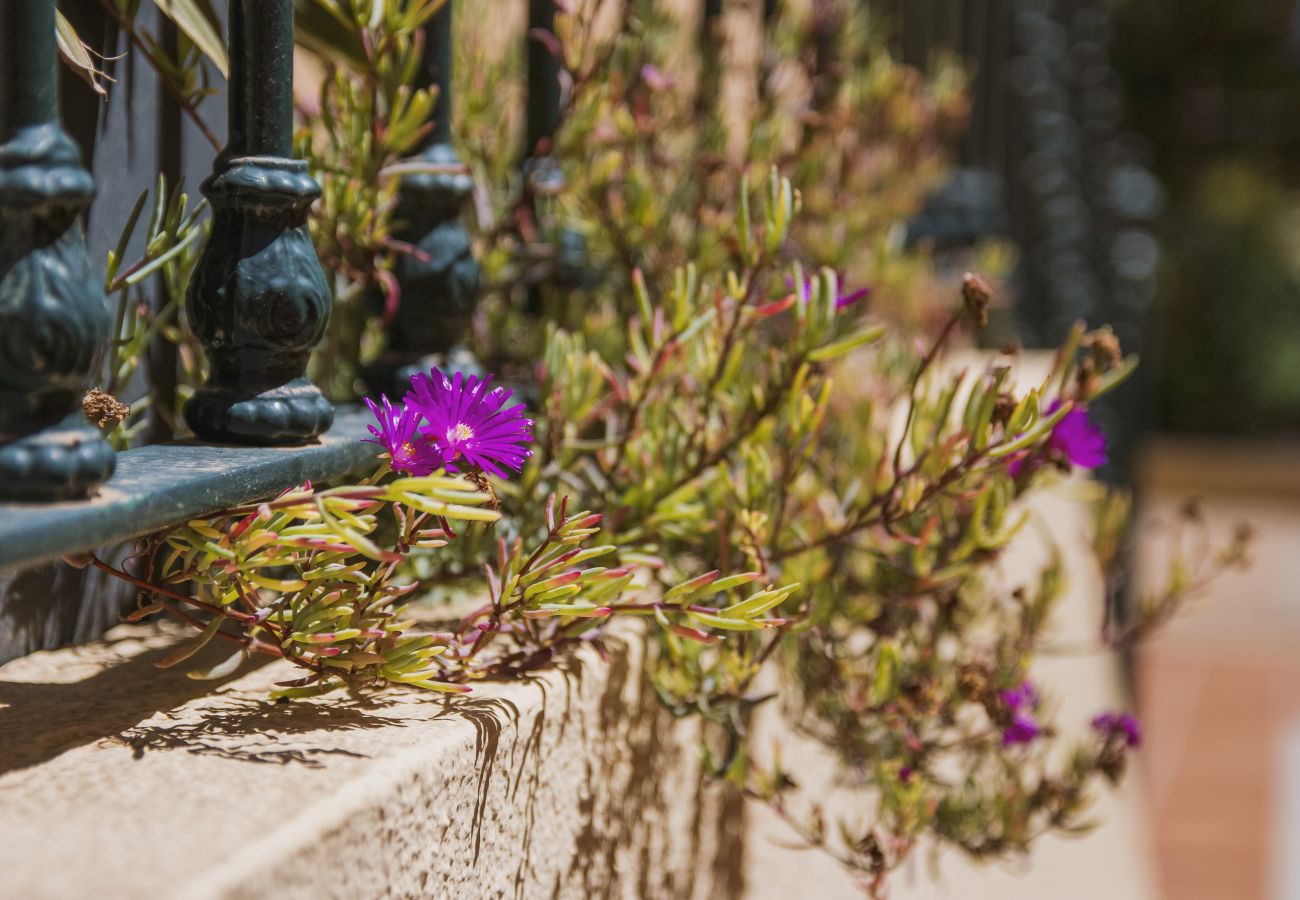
xmin=1113 ymin=0 xmax=1300 ymax=434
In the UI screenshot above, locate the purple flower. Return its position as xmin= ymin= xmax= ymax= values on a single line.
xmin=1091 ymin=711 xmax=1142 ymax=748
xmin=898 ymin=766 xmax=914 ymax=784
xmin=405 ymin=369 xmax=535 ymax=479
xmin=1001 ymin=681 xmax=1038 ymax=712
xmin=1049 ymin=403 xmax=1108 ymax=469
xmin=786 ymin=272 xmax=872 ymax=311
xmin=1009 ymin=400 xmax=1108 ymax=477
xmin=1003 ymin=713 xmax=1042 ymax=746
xmin=363 ymin=395 xmax=444 ymax=476
xmin=1001 ymin=680 xmax=1042 ymax=746
xmin=640 ymin=64 xmax=673 ymax=92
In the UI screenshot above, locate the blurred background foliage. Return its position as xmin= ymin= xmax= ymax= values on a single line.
xmin=1113 ymin=0 xmax=1300 ymax=436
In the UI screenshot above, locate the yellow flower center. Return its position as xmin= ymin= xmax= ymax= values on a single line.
xmin=448 ymin=422 xmax=475 ymax=443
xmin=397 ymin=441 xmax=416 ymax=459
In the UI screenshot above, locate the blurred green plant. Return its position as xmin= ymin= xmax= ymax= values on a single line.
xmin=57 ymin=0 xmax=227 ymax=148
xmin=456 ymin=0 xmax=972 ymax=379
xmin=294 ymin=0 xmax=451 ymax=400
xmin=97 ymin=177 xmax=208 ymax=448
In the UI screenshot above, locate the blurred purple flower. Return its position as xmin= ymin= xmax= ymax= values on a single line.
xmin=1009 ymin=400 xmax=1108 ymax=477
xmin=1002 ymin=713 xmax=1042 ymax=746
xmin=640 ymin=64 xmax=674 ymax=92
xmin=1050 ymin=403 xmax=1108 ymax=468
xmin=1001 ymin=680 xmax=1042 ymax=746
xmin=363 ymin=395 xmax=444 ymax=476
xmin=406 ymin=370 xmax=535 ymax=479
xmin=1001 ymin=681 xmax=1038 ymax=711
xmin=1091 ymin=711 xmax=1142 ymax=748
xmin=785 ymin=272 xmax=872 ymax=311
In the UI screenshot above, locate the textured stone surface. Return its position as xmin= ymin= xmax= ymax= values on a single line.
xmin=0 ymin=625 xmax=743 ymax=900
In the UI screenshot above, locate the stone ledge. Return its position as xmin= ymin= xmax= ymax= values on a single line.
xmin=0 ymin=622 xmax=741 ymax=900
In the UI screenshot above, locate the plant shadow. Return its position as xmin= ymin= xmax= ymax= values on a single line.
xmin=0 ymin=632 xmax=281 ymax=777
xmin=111 ymin=694 xmax=400 ymax=767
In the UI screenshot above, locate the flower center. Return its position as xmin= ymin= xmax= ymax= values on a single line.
xmin=448 ymin=422 xmax=475 ymax=443
xmin=397 ymin=441 xmax=416 ymax=460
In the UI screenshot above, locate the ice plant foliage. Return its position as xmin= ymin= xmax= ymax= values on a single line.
xmin=518 ymin=168 xmax=1250 ymax=894
xmin=93 ymin=169 xmax=1253 ymax=898
xmin=787 ymin=272 xmax=871 ymax=310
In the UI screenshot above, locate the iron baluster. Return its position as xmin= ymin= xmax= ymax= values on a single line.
xmin=184 ymin=0 xmax=334 ymax=444
xmin=0 ymin=0 xmax=116 ymax=500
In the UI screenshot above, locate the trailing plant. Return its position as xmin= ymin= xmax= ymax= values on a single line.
xmin=97 ymin=170 xmax=1248 ymax=896
xmin=93 ymin=371 xmax=796 ymax=700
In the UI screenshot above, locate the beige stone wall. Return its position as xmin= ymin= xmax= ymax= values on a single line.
xmin=0 ymin=626 xmax=742 ymax=899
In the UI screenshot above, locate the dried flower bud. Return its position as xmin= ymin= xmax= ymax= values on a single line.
xmin=961 ymin=272 xmax=993 ymax=328
xmin=1097 ymin=743 xmax=1129 ymax=784
xmin=1083 ymin=328 xmax=1123 ymax=371
xmin=83 ymin=388 xmax=130 ymax=430
xmin=958 ymin=662 xmax=991 ymax=702
xmin=1075 ymin=356 xmax=1100 ymax=399
xmin=61 ymin=551 xmax=95 ymax=569
xmin=1179 ymin=496 xmax=1205 ymax=522
xmin=992 ymin=392 xmax=1017 ymax=428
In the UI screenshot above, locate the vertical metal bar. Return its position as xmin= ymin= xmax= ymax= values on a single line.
xmin=426 ymin=3 xmax=453 ymax=147
xmin=523 ymin=0 xmax=576 ymax=316
xmin=699 ymin=0 xmax=724 ymax=113
xmin=226 ymin=0 xmax=294 ymax=158
xmin=364 ymin=0 xmax=481 ymax=398
xmin=526 ymin=0 xmax=561 ymax=159
xmin=0 ymin=0 xmax=116 ymax=499
xmin=4 ymin=0 xmax=58 ymax=133
xmin=184 ymin=0 xmax=334 ymax=444
xmin=964 ymin=0 xmax=991 ymax=166
xmin=149 ymin=15 xmax=182 ymax=442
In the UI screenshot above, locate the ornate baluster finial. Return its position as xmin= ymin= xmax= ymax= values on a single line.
xmin=184 ymin=0 xmax=333 ymax=444
xmin=0 ymin=0 xmax=116 ymax=500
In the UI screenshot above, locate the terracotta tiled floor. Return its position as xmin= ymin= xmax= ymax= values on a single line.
xmin=1137 ymin=442 xmax=1300 ymax=900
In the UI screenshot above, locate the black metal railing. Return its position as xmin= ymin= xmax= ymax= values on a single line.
xmin=0 ymin=0 xmax=116 ymax=501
